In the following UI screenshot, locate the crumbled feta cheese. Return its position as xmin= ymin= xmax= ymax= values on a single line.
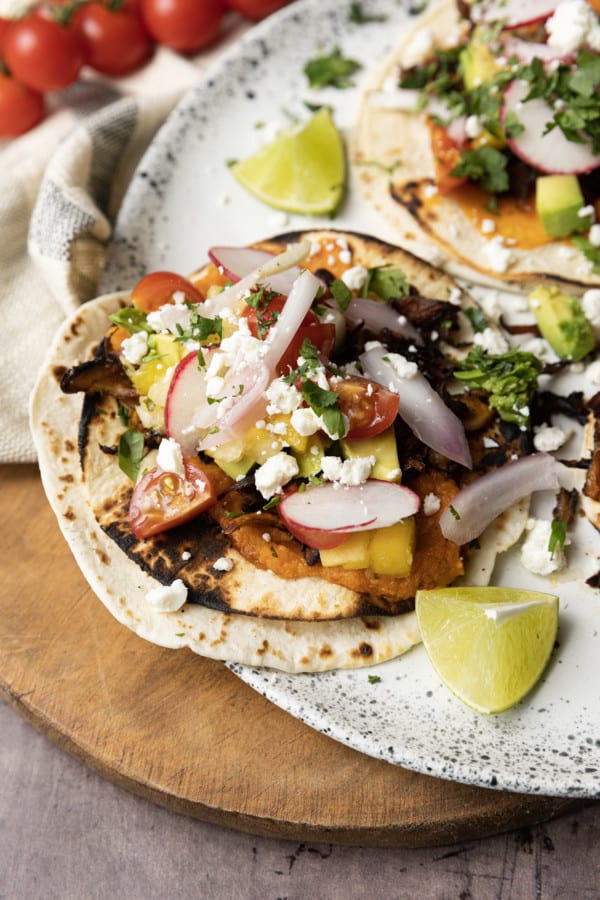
xmin=265 ymin=378 xmax=302 ymax=415
xmin=482 ymin=236 xmax=513 ymax=273
xmin=341 ymin=265 xmax=368 ymax=292
xmin=262 ymin=533 xmax=271 ymax=542
xmin=385 ymin=352 xmax=418 ymax=380
xmin=520 ymin=337 xmax=559 ymax=364
xmin=473 ymin=327 xmax=509 ymax=356
xmin=290 ymin=406 xmax=321 ymax=436
xmin=589 ymin=224 xmax=600 ymax=247
xmin=181 ymin=551 xmax=192 ymax=561
xmin=254 ymin=452 xmax=299 ymax=499
xmin=156 ymin=437 xmax=185 ymax=477
xmin=423 ymin=183 xmax=438 ymax=199
xmin=483 ymin=436 xmax=499 ymax=448
xmin=147 ymin=300 xmax=191 ymax=336
xmin=579 ymin=204 xmax=596 ymax=221
xmin=582 ymin=289 xmax=600 ymax=327
xmin=481 ymin=218 xmax=496 ymax=234
xmin=423 ymin=492 xmax=441 ymax=516
xmin=213 ymin=557 xmax=234 ymax=572
xmin=520 ymin=518 xmax=568 ymax=576
xmin=321 ymin=455 xmax=375 ymax=486
xmin=121 ymin=330 xmax=148 ymax=365
xmin=533 ymin=424 xmax=569 ymax=453
xmin=146 ymin=579 xmax=188 ymax=612
xmin=546 ymin=0 xmax=600 ymax=54
xmin=586 ymin=358 xmax=600 ymax=385
xmin=465 ymin=114 xmax=482 ymax=139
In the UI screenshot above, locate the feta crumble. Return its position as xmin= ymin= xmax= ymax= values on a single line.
xmin=341 ymin=265 xmax=368 ymax=292
xmin=146 ymin=579 xmax=188 ymax=613
xmin=546 ymin=0 xmax=600 ymax=54
xmin=533 ymin=424 xmax=569 ymax=453
xmin=423 ymin=492 xmax=441 ymax=516
xmin=121 ymin=330 xmax=148 ymax=365
xmin=520 ymin=518 xmax=568 ymax=576
xmin=156 ymin=437 xmax=185 ymax=478
xmin=321 ymin=455 xmax=375 ymax=486
xmin=254 ymin=451 xmax=299 ymax=499
xmin=213 ymin=557 xmax=234 ymax=572
xmin=473 ymin=327 xmax=509 ymax=356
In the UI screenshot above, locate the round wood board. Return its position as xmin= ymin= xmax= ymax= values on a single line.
xmin=1 ymin=464 xmax=585 ymax=848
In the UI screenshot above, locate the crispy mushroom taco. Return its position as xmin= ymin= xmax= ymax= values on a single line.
xmin=31 ymin=228 xmax=562 ymax=672
xmin=354 ymin=0 xmax=600 ymax=287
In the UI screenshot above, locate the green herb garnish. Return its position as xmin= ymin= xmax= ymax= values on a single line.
xmin=572 ymin=235 xmax=600 ymax=275
xmin=454 ymin=346 xmax=542 ymax=428
xmin=175 ymin=302 xmax=222 ymax=345
xmin=301 ymin=380 xmax=346 ymax=439
xmin=109 ymin=307 xmax=152 ymax=335
xmin=364 ymin=265 xmax=410 ymax=300
xmin=349 ymin=2 xmax=386 ymax=24
xmin=330 ymin=278 xmax=352 ymax=312
xmin=451 ymin=146 xmax=509 ymax=194
xmin=548 ymin=519 xmax=568 ymax=557
xmin=368 ymin=674 xmax=382 ymax=683
xmin=118 ymin=428 xmax=145 ymax=482
xmin=303 ymin=47 xmax=361 ymax=89
xmin=463 ymin=306 xmax=489 ymax=334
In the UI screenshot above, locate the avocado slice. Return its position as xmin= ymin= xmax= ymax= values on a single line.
xmin=460 ymin=27 xmax=499 ymax=91
xmin=535 ymin=175 xmax=593 ymax=238
xmin=527 ymin=285 xmax=595 ymax=362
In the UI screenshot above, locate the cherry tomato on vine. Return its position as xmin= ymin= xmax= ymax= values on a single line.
xmin=140 ymin=0 xmax=226 ymax=53
xmin=71 ymin=0 xmax=153 ymax=77
xmin=227 ymin=0 xmax=291 ymax=19
xmin=129 ymin=459 xmax=216 ymax=538
xmin=131 ymin=270 xmax=205 ymax=312
xmin=0 ymin=71 xmax=45 ymax=137
xmin=3 ymin=8 xmax=84 ymax=93
xmin=333 ymin=375 xmax=399 ymax=440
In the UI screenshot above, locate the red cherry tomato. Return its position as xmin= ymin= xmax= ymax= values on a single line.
xmin=131 ymin=271 xmax=204 ymax=312
xmin=242 ymin=294 xmax=336 ymax=375
xmin=333 ymin=375 xmax=399 ymax=440
xmin=129 ymin=459 xmax=216 ymax=538
xmin=71 ymin=0 xmax=153 ymax=77
xmin=3 ymin=9 xmax=84 ymax=93
xmin=0 ymin=71 xmax=45 ymax=137
xmin=227 ymin=0 xmax=291 ymax=19
xmin=140 ymin=0 xmax=226 ymax=53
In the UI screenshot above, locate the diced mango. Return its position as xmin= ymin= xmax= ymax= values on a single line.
xmin=129 ymin=334 xmax=184 ymax=396
xmin=319 ymin=531 xmax=372 ymax=569
xmin=341 ymin=426 xmax=402 ymax=482
xmin=369 ymin=519 xmax=415 ymax=577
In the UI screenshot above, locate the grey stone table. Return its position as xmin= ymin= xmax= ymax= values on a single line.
xmin=2 ymin=699 xmax=600 ymax=900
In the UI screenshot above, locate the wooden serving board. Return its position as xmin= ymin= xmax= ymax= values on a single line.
xmin=0 ymin=464 xmax=585 ymax=848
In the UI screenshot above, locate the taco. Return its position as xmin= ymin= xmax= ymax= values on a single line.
xmin=30 ymin=228 xmax=541 ymax=672
xmin=353 ymin=0 xmax=600 ymax=287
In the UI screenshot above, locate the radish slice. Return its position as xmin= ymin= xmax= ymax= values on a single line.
xmin=440 ymin=452 xmax=559 ymax=545
xmin=198 ymin=361 xmax=271 ymax=452
xmin=360 ymin=344 xmax=472 ymax=469
xmin=503 ymin=79 xmax=600 ymax=175
xmin=499 ymin=34 xmax=574 ymax=65
xmin=478 ymin=0 xmax=558 ymax=29
xmin=345 ymin=297 xmax=423 ymax=345
xmin=209 ymin=246 xmax=305 ymax=295
xmin=165 ymin=350 xmax=213 ymax=456
xmin=204 ymin=240 xmax=311 ymax=314
xmin=279 ymin=480 xmax=421 ymax=536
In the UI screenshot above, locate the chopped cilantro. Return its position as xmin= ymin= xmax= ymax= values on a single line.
xmin=349 ymin=2 xmax=386 ymax=24
xmin=303 ymin=47 xmax=361 ymax=89
xmin=364 ymin=265 xmax=410 ymax=300
xmin=454 ymin=346 xmax=542 ymax=428
xmin=368 ymin=674 xmax=382 ymax=683
xmin=449 ymin=505 xmax=460 ymax=520
xmin=117 ymin=402 xmax=130 ymax=426
xmin=503 ymin=110 xmax=525 ymax=140
xmin=175 ymin=302 xmax=222 ymax=345
xmin=549 ymin=519 xmax=567 ymax=557
xmin=301 ymin=380 xmax=346 ymax=439
xmin=263 ymin=496 xmax=281 ymax=511
xmin=463 ymin=306 xmax=488 ymax=334
xmin=451 ymin=146 xmax=509 ymax=194
xmin=282 ymin=338 xmax=320 ymax=383
xmin=330 ymin=278 xmax=352 ymax=312
xmin=572 ymin=235 xmax=600 ymax=275
xmin=118 ymin=428 xmax=145 ymax=482
xmin=109 ymin=307 xmax=152 ymax=334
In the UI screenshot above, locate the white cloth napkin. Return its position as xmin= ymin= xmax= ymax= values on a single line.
xmin=0 ymin=25 xmax=246 ymax=463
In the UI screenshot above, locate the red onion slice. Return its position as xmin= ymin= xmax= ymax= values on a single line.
xmin=503 ymin=79 xmax=600 ymax=175
xmin=440 ymin=452 xmax=559 ymax=545
xmin=478 ymin=0 xmax=558 ymax=29
xmin=279 ymin=480 xmax=420 ymax=535
xmin=360 ymin=345 xmax=472 ymax=469
xmin=345 ymin=296 xmax=423 ymax=344
xmin=262 ymin=270 xmax=322 ymax=370
xmin=198 ymin=361 xmax=271 ymax=452
xmin=208 ymin=245 xmax=305 ymax=295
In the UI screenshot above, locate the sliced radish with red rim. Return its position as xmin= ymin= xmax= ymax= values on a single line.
xmin=478 ymin=0 xmax=558 ymax=30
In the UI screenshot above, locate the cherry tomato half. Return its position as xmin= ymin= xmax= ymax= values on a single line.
xmin=3 ymin=9 xmax=84 ymax=93
xmin=0 ymin=72 xmax=45 ymax=137
xmin=227 ymin=0 xmax=291 ymax=19
xmin=140 ymin=0 xmax=226 ymax=53
xmin=332 ymin=375 xmax=399 ymax=440
xmin=428 ymin=119 xmax=468 ymax=196
xmin=129 ymin=459 xmax=216 ymax=538
xmin=131 ymin=271 xmax=204 ymax=312
xmin=71 ymin=0 xmax=153 ymax=77
xmin=242 ymin=294 xmax=336 ymax=375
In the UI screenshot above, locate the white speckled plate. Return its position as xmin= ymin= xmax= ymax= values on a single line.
xmin=101 ymin=0 xmax=600 ymax=796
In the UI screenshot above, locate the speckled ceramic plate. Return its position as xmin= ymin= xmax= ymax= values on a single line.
xmin=101 ymin=0 xmax=600 ymax=797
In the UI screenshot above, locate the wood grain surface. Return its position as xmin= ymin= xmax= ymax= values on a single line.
xmin=0 ymin=464 xmax=587 ymax=848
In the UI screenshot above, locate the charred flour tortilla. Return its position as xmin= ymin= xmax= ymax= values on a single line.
xmin=64 ymin=229 xmax=476 ymax=621
xmin=30 ymin=293 xmax=423 ymax=673
xmin=353 ymin=0 xmax=600 ymax=288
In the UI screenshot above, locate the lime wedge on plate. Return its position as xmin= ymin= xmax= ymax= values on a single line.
xmin=415 ymin=587 xmax=559 ymax=714
xmin=230 ymin=107 xmax=345 ymax=215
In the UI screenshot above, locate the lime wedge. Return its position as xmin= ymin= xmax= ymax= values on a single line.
xmin=415 ymin=587 xmax=559 ymax=715
xmin=230 ymin=107 xmax=345 ymax=215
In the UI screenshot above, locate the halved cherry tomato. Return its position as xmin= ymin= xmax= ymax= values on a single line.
xmin=129 ymin=458 xmax=216 ymax=538
xmin=242 ymin=294 xmax=335 ymax=375
xmin=0 ymin=71 xmax=45 ymax=137
xmin=427 ymin=119 xmax=468 ymax=196
xmin=332 ymin=375 xmax=399 ymax=440
xmin=131 ymin=271 xmax=204 ymax=312
xmin=71 ymin=0 xmax=153 ymax=77
xmin=3 ymin=8 xmax=84 ymax=93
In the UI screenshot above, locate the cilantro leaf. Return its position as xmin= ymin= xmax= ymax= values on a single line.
xmin=451 ymin=146 xmax=509 ymax=194
xmin=175 ymin=302 xmax=222 ymax=345
xmin=118 ymin=428 xmax=145 ymax=482
xmin=303 ymin=47 xmax=361 ymax=89
xmin=282 ymin=338 xmax=320 ymax=383
xmin=454 ymin=347 xmax=542 ymax=428
xmin=301 ymin=380 xmax=346 ymax=438
xmin=572 ymin=235 xmax=600 ymax=275
xmin=330 ymin=278 xmax=352 ymax=312
xmin=109 ymin=307 xmax=152 ymax=335
xmin=364 ymin=265 xmax=410 ymax=300
xmin=548 ymin=519 xmax=567 ymax=557
xmin=349 ymin=2 xmax=386 ymax=23
xmin=463 ymin=306 xmax=489 ymax=334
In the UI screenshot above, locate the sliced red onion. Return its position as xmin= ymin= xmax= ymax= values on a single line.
xmin=204 ymin=240 xmax=311 ymax=313
xmin=198 ymin=361 xmax=271 ymax=452
xmin=360 ymin=344 xmax=472 ymax=469
xmin=262 ymin=270 xmax=322 ymax=369
xmin=209 ymin=245 xmax=307 ymax=295
xmin=478 ymin=0 xmax=558 ymax=29
xmin=345 ymin=296 xmax=423 ymax=345
xmin=440 ymin=452 xmax=559 ymax=545
xmin=502 ymin=79 xmax=600 ymax=175
xmin=279 ymin=480 xmax=420 ymax=535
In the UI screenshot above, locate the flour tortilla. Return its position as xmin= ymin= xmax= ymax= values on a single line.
xmin=353 ymin=0 xmax=600 ymax=289
xmin=30 ymin=292 xmax=422 ymax=673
